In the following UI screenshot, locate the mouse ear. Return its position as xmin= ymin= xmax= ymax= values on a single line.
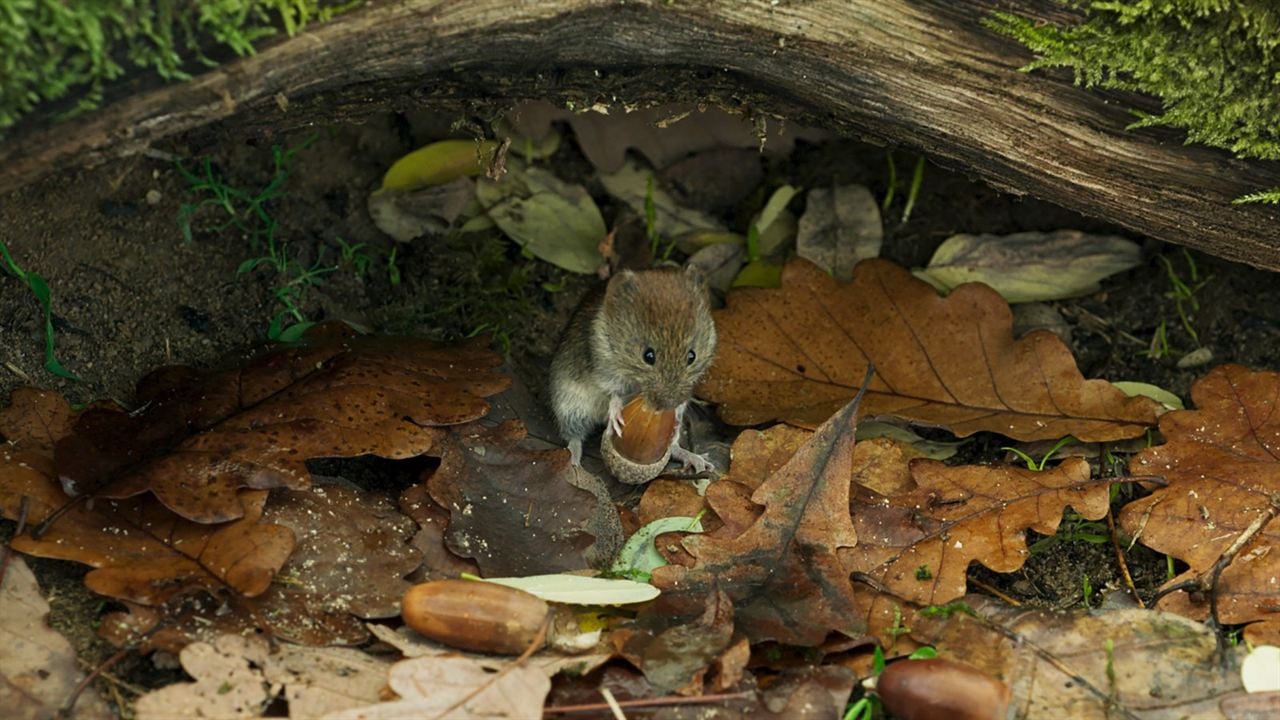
xmin=606 ymin=269 xmax=639 ymax=302
xmin=683 ymin=263 xmax=708 ymax=290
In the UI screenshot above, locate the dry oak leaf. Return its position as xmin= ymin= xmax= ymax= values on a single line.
xmin=612 ymin=589 xmax=736 ymax=694
xmin=322 ymin=655 xmax=550 ymax=720
xmin=135 ymin=634 xmax=274 ymax=720
xmin=0 ymin=447 xmax=294 ymax=607
xmin=103 ymin=481 xmax=425 ymax=649
xmin=652 ymin=397 xmax=864 ymax=646
xmin=913 ymin=595 xmax=1249 ymax=720
xmin=697 ymin=258 xmax=1161 ymax=441
xmin=1120 ymin=364 xmax=1280 ymax=640
xmin=53 ymin=324 xmax=509 ymax=524
xmin=843 ymin=457 xmax=1110 ymax=607
xmin=0 ymin=555 xmax=112 ymax=720
xmin=135 ymin=633 xmax=391 ymax=720
xmin=424 ymin=420 xmax=623 ymax=576
xmin=0 ymin=387 xmax=79 ymax=455
xmin=251 ymin=481 xmax=424 ymax=646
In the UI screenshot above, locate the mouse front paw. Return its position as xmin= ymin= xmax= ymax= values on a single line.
xmin=671 ymin=445 xmax=715 ymax=474
xmin=606 ymin=395 xmax=627 ymax=437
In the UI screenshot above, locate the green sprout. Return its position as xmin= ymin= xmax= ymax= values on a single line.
xmin=1003 ymin=435 xmax=1074 ymax=471
xmin=0 ymin=240 xmax=78 ymax=380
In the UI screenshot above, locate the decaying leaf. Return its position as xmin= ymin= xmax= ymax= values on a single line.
xmin=0 ymin=556 xmax=112 ymax=720
xmin=699 ymin=258 xmax=1162 ymax=441
xmin=913 ymin=595 xmax=1250 ymax=719
xmin=134 ymin=634 xmax=390 ymax=720
xmin=1 ymin=449 xmax=293 ymax=607
xmin=398 ymin=483 xmax=481 ymax=580
xmin=505 ymin=101 xmax=819 ymax=174
xmin=92 ymin=483 xmax=421 ymax=650
xmin=1120 ymin=364 xmax=1280 ymax=641
xmin=254 ymin=481 xmax=423 ymax=645
xmin=844 ymin=458 xmax=1110 ymax=606
xmin=368 ymin=176 xmax=475 ymax=242
xmin=652 ymin=397 xmax=864 ymax=645
xmin=796 ymin=184 xmax=883 ymax=280
xmin=424 ymin=421 xmax=623 ymax=575
xmin=323 ymin=655 xmax=550 ymax=720
xmin=915 ymin=230 xmax=1142 ymax=303
xmin=598 ymin=159 xmax=725 ymax=240
xmin=476 ymin=161 xmax=606 ymax=274
xmin=52 ymin=325 xmax=508 ymax=523
xmin=661 ymin=147 xmax=764 ymax=214
xmin=0 ymin=387 xmax=78 ymax=454
xmin=135 ymin=634 xmax=273 ymax=720
xmin=686 ymin=242 xmax=747 ymax=295
xmin=368 ymin=623 xmax=612 ymax=680
xmin=262 ymin=644 xmax=394 ymax=720
xmin=613 ymin=589 xmax=736 ymax=694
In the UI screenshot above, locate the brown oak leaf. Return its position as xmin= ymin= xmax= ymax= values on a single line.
xmin=652 ymin=398 xmax=864 ymax=646
xmin=697 ymin=258 xmax=1161 ymax=441
xmin=1119 ymin=364 xmax=1280 ymax=642
xmin=0 ymin=448 xmax=293 ymax=607
xmin=424 ymin=421 xmax=623 ymax=576
xmin=53 ymin=324 xmax=509 ymax=523
xmin=912 ymin=595 xmax=1249 ymax=720
xmin=843 ymin=457 xmax=1110 ymax=606
xmin=99 ymin=482 xmax=424 ymax=649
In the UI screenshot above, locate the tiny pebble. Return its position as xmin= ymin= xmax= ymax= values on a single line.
xmin=146 ymin=189 xmax=162 ymax=205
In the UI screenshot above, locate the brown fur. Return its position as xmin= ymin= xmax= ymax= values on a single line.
xmin=550 ymin=267 xmax=716 ymax=462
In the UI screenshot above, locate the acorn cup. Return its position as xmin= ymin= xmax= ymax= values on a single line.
xmin=601 ymin=396 xmax=677 ymax=485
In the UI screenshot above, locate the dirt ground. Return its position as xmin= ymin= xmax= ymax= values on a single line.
xmin=3 ymin=107 xmax=1279 ymax=702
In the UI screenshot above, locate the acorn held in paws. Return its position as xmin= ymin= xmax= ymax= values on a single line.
xmin=602 ymin=396 xmax=677 ymax=484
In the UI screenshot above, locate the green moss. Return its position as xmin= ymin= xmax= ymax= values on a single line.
xmin=988 ymin=1 xmax=1280 ymax=202
xmin=0 ymin=0 xmax=359 ymax=131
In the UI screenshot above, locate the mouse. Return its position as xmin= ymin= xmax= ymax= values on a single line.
xmin=550 ymin=266 xmax=717 ymax=472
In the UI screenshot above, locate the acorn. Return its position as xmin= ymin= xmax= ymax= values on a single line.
xmin=872 ymin=658 xmax=1012 ymax=720
xmin=601 ymin=396 xmax=677 ymax=485
xmin=401 ymin=579 xmax=548 ymax=655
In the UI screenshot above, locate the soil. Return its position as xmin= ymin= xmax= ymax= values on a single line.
xmin=2 ymin=105 xmax=1278 ymax=711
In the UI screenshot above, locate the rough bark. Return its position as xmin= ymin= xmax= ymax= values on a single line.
xmin=2 ymin=0 xmax=1277 ymax=268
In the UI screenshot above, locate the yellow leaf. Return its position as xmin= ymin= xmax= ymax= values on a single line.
xmin=380 ymin=139 xmax=498 ymax=191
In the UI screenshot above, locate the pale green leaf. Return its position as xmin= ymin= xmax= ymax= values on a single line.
xmin=796 ymin=184 xmax=883 ymax=280
xmin=856 ymin=421 xmax=964 ymax=461
xmin=477 ymin=163 xmax=606 ymax=274
xmin=917 ymin=230 xmax=1142 ymax=303
xmin=598 ymin=160 xmax=725 ymax=238
xmin=1111 ymin=381 xmax=1184 ymax=411
xmin=611 ymin=516 xmax=705 ymax=578
xmin=483 ymin=574 xmax=660 ymax=605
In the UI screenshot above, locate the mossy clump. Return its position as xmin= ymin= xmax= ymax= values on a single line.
xmin=989 ymin=1 xmax=1280 ymax=203
xmin=0 ymin=0 xmax=358 ymax=132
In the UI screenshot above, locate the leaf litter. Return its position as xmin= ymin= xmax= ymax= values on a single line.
xmin=5 ymin=100 xmax=1278 ymax=720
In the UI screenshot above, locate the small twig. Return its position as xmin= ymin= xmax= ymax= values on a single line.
xmin=967 ymin=575 xmax=1022 ymax=607
xmin=74 ymin=657 xmax=146 ymax=697
xmin=59 ymin=645 xmax=131 ymax=718
xmin=543 ymin=692 xmax=754 ymax=715
xmin=973 ymin=614 xmax=1142 ymax=720
xmin=430 ymin=615 xmax=549 ymax=720
xmin=0 ymin=496 xmax=31 ymax=588
xmin=1149 ymin=500 xmax=1279 ymax=635
xmin=3 ymin=360 xmax=31 ymax=382
xmin=1105 ymin=509 xmax=1143 ymax=609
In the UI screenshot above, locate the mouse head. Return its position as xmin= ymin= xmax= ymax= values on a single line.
xmin=592 ymin=266 xmax=717 ymax=410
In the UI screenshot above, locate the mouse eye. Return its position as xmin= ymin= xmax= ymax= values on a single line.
xmin=643 ymin=347 xmax=656 ymax=366
xmin=686 ymin=349 xmax=696 ymax=365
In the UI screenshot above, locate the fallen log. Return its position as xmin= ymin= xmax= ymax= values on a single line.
xmin=2 ymin=0 xmax=1277 ymax=268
